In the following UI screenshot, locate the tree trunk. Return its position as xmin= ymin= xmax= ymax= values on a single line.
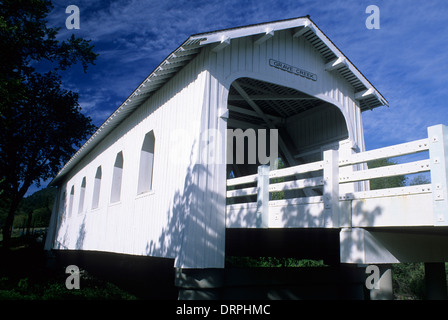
xmin=26 ymin=210 xmax=33 ymax=237
xmin=2 ymin=200 xmax=19 ymax=249
xmin=1 ymin=184 xmax=30 ymax=249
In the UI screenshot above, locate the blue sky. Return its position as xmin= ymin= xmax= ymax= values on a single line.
xmin=30 ymin=0 xmax=448 ymax=194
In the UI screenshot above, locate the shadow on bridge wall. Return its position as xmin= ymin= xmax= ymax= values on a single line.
xmin=75 ymin=215 xmax=87 ymax=250
xmin=144 ymin=139 xmax=226 ymax=269
xmin=339 ymin=200 xmax=384 ymax=264
xmin=63 ymin=144 xmax=388 ymax=270
xmin=52 ymin=138 xmax=225 ymax=298
xmin=54 ymin=138 xmax=225 ymax=268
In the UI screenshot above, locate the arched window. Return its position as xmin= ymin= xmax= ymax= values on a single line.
xmin=68 ymin=186 xmax=75 ymax=218
xmin=137 ymin=131 xmax=155 ymax=194
xmin=110 ymin=151 xmax=124 ymax=203
xmin=92 ymin=166 xmax=102 ymax=209
xmin=78 ymin=177 xmax=86 ymax=213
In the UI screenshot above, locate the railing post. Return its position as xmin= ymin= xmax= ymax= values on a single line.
xmin=323 ymin=149 xmax=339 ymax=227
xmin=428 ymin=124 xmax=448 ymax=225
xmin=256 ymin=165 xmax=270 ymax=228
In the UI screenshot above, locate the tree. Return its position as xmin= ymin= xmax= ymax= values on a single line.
xmin=367 ymin=158 xmax=407 ymax=190
xmin=0 ymin=0 xmax=98 ymax=248
xmin=11 ymin=186 xmax=58 ymax=236
xmin=408 ymin=174 xmax=430 ymax=186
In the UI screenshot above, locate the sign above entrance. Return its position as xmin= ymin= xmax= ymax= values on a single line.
xmin=269 ymin=59 xmax=317 ymax=81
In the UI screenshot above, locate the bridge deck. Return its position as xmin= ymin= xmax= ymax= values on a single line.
xmin=226 ymin=125 xmax=448 ymax=230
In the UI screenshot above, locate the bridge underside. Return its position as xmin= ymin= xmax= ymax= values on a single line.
xmin=226 ymin=228 xmax=340 ymax=264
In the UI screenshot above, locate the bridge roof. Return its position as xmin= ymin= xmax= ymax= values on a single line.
xmin=51 ymin=16 xmax=388 ymax=186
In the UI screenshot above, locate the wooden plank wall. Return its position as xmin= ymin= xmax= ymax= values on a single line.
xmin=49 ymin=28 xmax=366 ymax=269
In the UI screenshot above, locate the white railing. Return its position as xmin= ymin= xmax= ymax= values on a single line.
xmin=226 ymin=124 xmax=448 ymax=228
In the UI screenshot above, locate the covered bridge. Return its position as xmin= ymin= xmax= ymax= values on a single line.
xmin=45 ymin=16 xmax=448 ymax=299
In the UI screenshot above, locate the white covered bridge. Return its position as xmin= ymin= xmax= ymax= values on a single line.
xmin=44 ymin=17 xmax=448 ymax=299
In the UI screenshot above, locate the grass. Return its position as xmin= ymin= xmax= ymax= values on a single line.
xmin=0 ymin=237 xmax=137 ymax=300
xmin=225 ymin=256 xmax=328 ymax=268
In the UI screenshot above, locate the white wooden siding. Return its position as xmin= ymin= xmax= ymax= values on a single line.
xmin=49 ymin=27 xmax=367 ymax=269
xmin=53 ymin=50 xmax=214 ymax=265
xmin=209 ymin=30 xmax=365 ymax=150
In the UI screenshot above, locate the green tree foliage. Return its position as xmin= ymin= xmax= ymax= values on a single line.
xmin=392 ymin=263 xmax=426 ymax=299
xmin=0 ymin=0 xmax=98 ymax=247
xmin=367 ymin=158 xmax=407 ymax=190
xmin=226 ymin=256 xmax=327 ymax=268
xmin=270 ymin=157 xmax=285 ymax=200
xmin=408 ymin=174 xmax=431 ymax=186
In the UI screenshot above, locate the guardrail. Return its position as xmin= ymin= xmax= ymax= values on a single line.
xmin=226 ymin=124 xmax=448 ymax=228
